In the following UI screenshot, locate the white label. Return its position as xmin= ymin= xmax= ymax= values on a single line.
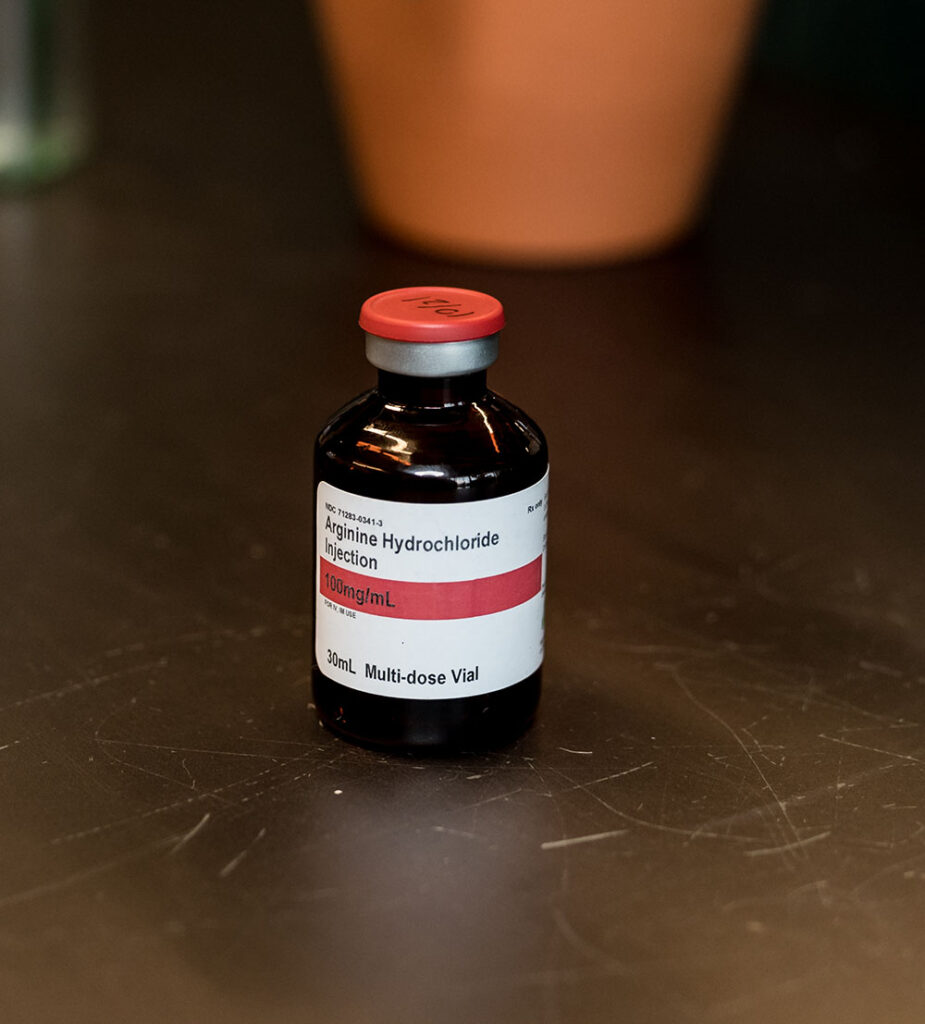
xmin=315 ymin=470 xmax=548 ymax=698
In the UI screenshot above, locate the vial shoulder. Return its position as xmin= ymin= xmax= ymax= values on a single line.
xmin=487 ymin=390 xmax=547 ymax=455
xmin=315 ymin=388 xmax=546 ymax=500
xmin=316 ymin=388 xmax=381 ymax=446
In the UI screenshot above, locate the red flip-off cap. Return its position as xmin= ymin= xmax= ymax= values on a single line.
xmin=359 ymin=287 xmax=505 ymax=343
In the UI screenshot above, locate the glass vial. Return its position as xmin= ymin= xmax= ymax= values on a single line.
xmin=313 ymin=287 xmax=548 ymax=751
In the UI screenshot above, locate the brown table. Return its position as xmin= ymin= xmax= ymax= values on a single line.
xmin=2 ymin=3 xmax=924 ymax=1022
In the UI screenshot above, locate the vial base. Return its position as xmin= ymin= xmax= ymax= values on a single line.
xmin=312 ymin=670 xmax=541 ymax=753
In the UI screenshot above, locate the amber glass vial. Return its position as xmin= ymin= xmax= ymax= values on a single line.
xmin=313 ymin=287 xmax=548 ymax=751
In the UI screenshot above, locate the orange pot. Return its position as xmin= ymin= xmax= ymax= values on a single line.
xmin=313 ymin=0 xmax=760 ymax=265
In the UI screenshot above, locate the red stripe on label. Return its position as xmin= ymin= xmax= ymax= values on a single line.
xmin=319 ymin=556 xmax=543 ymax=620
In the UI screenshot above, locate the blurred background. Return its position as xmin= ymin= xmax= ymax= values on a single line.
xmin=1 ymin=3 xmax=924 ymax=1023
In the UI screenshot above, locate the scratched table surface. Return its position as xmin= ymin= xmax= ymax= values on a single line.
xmin=2 ymin=4 xmax=924 ymax=1023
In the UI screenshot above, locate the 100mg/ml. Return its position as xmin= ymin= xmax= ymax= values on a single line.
xmin=323 ymin=572 xmax=396 ymax=610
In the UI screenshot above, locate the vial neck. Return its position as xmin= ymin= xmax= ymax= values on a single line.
xmin=376 ymin=370 xmax=488 ymax=407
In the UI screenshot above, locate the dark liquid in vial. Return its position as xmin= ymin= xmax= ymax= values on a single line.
xmin=313 ymin=369 xmax=547 ymax=752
